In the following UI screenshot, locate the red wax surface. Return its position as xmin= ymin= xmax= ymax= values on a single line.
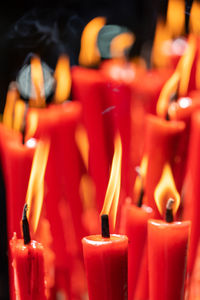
xmin=148 ymin=220 xmax=190 ymax=300
xmin=71 ymin=67 xmax=110 ymax=210
xmin=10 ymin=237 xmax=46 ymax=300
xmin=168 ymin=94 xmax=200 ymax=191
xmin=183 ymin=111 xmax=200 ymax=274
xmin=143 ymin=114 xmax=185 ymax=214
xmin=82 ymin=234 xmax=128 ymax=300
xmin=120 ymin=199 xmax=154 ymax=300
xmin=0 ymin=125 xmax=35 ymax=239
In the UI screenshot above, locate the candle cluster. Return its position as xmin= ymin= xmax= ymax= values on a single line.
xmin=2 ymin=1 xmax=200 ymax=299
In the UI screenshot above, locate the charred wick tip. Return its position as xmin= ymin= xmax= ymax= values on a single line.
xmin=137 ymin=188 xmax=144 ymax=208
xmin=22 ymin=204 xmax=31 ymax=245
xmin=165 ymin=198 xmax=175 ymax=223
xmin=101 ymin=214 xmax=110 ymax=238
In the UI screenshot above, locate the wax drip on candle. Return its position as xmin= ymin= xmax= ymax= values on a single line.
xmin=101 ymin=214 xmax=110 ymax=238
xmin=165 ymin=198 xmax=175 ymax=223
xmin=135 ymin=166 xmax=145 ymax=207
xmin=22 ymin=203 xmax=31 ymax=245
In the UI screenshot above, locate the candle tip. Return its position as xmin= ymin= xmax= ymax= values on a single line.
xmin=22 ymin=204 xmax=31 ymax=245
xmin=165 ymin=198 xmax=174 ymax=223
xmin=101 ymin=214 xmax=110 ymax=238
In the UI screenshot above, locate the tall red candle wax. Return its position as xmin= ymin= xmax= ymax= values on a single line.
xmin=120 ymin=197 xmax=154 ymax=300
xmin=148 ymin=164 xmax=190 ymax=300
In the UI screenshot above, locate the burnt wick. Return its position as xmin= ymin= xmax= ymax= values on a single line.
xmin=22 ymin=203 xmax=31 ymax=245
xmin=101 ymin=214 xmax=110 ymax=238
xmin=165 ymin=198 xmax=175 ymax=223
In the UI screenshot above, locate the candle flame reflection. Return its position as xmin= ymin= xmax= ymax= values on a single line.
xmin=54 ymin=55 xmax=71 ymax=103
xmin=13 ymin=100 xmax=27 ymax=132
xmin=154 ymin=163 xmax=180 ymax=218
xmin=26 ymin=139 xmax=50 ymax=234
xmin=101 ymin=133 xmax=122 ymax=231
xmin=79 ymin=17 xmax=106 ymax=67
xmin=75 ymin=125 xmax=89 ymax=170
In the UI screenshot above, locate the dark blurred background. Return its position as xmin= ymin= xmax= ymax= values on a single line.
xmin=0 ymin=1 xmax=193 ymax=299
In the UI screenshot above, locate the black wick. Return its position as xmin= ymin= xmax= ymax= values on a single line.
xmin=101 ymin=214 xmax=110 ymax=238
xmin=22 ymin=203 xmax=31 ymax=245
xmin=165 ymin=198 xmax=175 ymax=223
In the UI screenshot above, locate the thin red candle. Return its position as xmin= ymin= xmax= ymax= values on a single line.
xmin=182 ymin=111 xmax=200 ymax=275
xmin=143 ymin=114 xmax=185 ymax=214
xmin=82 ymin=215 xmax=128 ymax=300
xmin=71 ymin=66 xmax=110 ymax=210
xmin=120 ymin=197 xmax=154 ymax=300
xmin=10 ymin=204 xmax=46 ymax=300
xmin=148 ymin=164 xmax=191 ymax=300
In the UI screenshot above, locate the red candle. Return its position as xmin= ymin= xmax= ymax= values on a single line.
xmin=143 ymin=114 xmax=185 ymax=214
xmin=183 ymin=111 xmax=200 ymax=275
xmin=71 ymin=66 xmax=110 ymax=210
xmin=148 ymin=163 xmax=191 ymax=300
xmin=120 ymin=197 xmax=154 ymax=300
xmin=82 ymin=232 xmax=128 ymax=300
xmin=10 ymin=205 xmax=46 ymax=300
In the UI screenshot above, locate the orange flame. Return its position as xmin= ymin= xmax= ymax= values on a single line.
xmin=26 ymin=139 xmax=50 ymax=233
xmin=54 ymin=55 xmax=71 ymax=103
xmin=79 ymin=17 xmax=106 ymax=67
xmin=3 ymin=82 xmax=19 ymax=128
xmin=166 ymin=0 xmax=185 ymax=37
xmin=26 ymin=110 xmax=38 ymax=140
xmin=110 ymin=32 xmax=135 ymax=58
xmin=190 ymin=0 xmax=200 ymax=34
xmin=29 ymin=56 xmax=45 ymax=107
xmin=156 ymin=69 xmax=180 ymax=117
xmin=151 ymin=19 xmax=172 ymax=68
xmin=178 ymin=35 xmax=197 ymax=96
xmin=13 ymin=100 xmax=27 ymax=132
xmin=154 ymin=163 xmax=180 ymax=218
xmin=101 ymin=133 xmax=122 ymax=231
xmin=75 ymin=125 xmax=89 ymax=170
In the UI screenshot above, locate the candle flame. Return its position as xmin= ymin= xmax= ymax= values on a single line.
xmin=154 ymin=163 xmax=180 ymax=218
xmin=189 ymin=0 xmax=200 ymax=34
xmin=54 ymin=55 xmax=71 ymax=103
xmin=3 ymin=82 xmax=19 ymax=128
xmin=13 ymin=100 xmax=27 ymax=133
xmin=26 ymin=110 xmax=38 ymax=140
xmin=166 ymin=0 xmax=185 ymax=37
xmin=156 ymin=69 xmax=180 ymax=117
xmin=79 ymin=17 xmax=106 ymax=67
xmin=29 ymin=56 xmax=45 ymax=107
xmin=101 ymin=133 xmax=122 ymax=231
xmin=110 ymin=32 xmax=135 ymax=58
xmin=151 ymin=19 xmax=172 ymax=68
xmin=178 ymin=35 xmax=197 ymax=96
xmin=26 ymin=139 xmax=50 ymax=234
xmin=75 ymin=125 xmax=89 ymax=170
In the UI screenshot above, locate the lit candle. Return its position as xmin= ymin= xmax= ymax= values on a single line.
xmin=10 ymin=204 xmax=46 ymax=300
xmin=82 ymin=134 xmax=128 ymax=300
xmin=148 ymin=164 xmax=191 ymax=300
